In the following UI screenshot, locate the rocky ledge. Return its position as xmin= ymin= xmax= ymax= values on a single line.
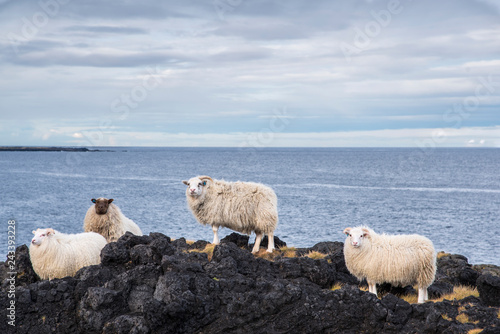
xmin=1 ymin=232 xmax=499 ymax=333
xmin=0 ymin=146 xmax=109 ymax=152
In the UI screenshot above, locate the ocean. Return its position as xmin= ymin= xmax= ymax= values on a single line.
xmin=1 ymin=147 xmax=499 ymax=266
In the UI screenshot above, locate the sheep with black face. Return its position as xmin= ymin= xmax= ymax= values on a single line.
xmin=83 ymin=197 xmax=142 ymax=243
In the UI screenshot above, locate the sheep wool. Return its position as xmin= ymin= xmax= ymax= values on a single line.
xmin=29 ymin=228 xmax=107 ymax=280
xmin=343 ymin=226 xmax=436 ymax=303
xmin=84 ymin=198 xmax=143 ymax=243
xmin=183 ymin=175 xmax=278 ymax=253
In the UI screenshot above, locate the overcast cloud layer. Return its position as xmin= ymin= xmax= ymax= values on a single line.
xmin=1 ymin=0 xmax=499 ymax=147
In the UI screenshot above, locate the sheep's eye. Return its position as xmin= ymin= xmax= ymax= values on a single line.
xmin=198 ymin=183 xmax=202 ymax=186
xmin=360 ymin=235 xmax=363 ymax=238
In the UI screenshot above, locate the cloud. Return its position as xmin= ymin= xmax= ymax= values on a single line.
xmin=7 ymin=50 xmax=189 ymax=67
xmin=90 ymin=126 xmax=500 ymax=148
xmin=0 ymin=0 xmax=499 ymax=147
xmin=66 ymin=25 xmax=149 ymax=35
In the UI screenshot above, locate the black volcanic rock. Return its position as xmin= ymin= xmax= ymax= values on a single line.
xmin=101 ymin=242 xmax=130 ymax=265
xmin=477 ymin=274 xmax=500 ymax=306
xmin=220 ymin=232 xmax=250 ymax=248
xmin=310 ymin=241 xmax=344 ymax=254
xmin=1 ymin=232 xmax=499 ymax=334
xmin=0 ymin=244 xmax=39 ymax=289
xmin=427 ymin=281 xmax=454 ymax=299
xmin=436 ymin=254 xmax=480 ymax=287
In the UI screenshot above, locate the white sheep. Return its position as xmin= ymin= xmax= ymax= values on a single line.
xmin=343 ymin=226 xmax=436 ymax=303
xmin=84 ymin=198 xmax=143 ymax=243
xmin=183 ymin=175 xmax=279 ymax=253
xmin=29 ymin=228 xmax=107 ymax=280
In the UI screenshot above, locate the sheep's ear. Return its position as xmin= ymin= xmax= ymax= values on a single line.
xmin=91 ymin=198 xmax=97 ymax=203
xmin=361 ymin=228 xmax=370 ymax=237
xmin=182 ymin=180 xmax=189 ymax=186
xmin=343 ymin=228 xmax=351 ymax=236
xmin=108 ymin=199 xmax=114 ymax=204
xmin=46 ymin=228 xmax=55 ymax=235
xmin=32 ymin=230 xmax=36 ymax=234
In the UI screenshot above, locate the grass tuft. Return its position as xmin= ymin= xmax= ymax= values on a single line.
xmin=441 ymin=314 xmax=452 ymax=321
xmin=437 ymin=251 xmax=451 ymax=259
xmin=278 ymin=246 xmax=297 ymax=258
xmin=304 ymin=251 xmax=327 ymax=260
xmin=467 ymin=329 xmax=483 ymax=334
xmin=351 ymin=284 xmax=479 ymax=305
xmin=434 ymin=285 xmax=479 ymax=303
xmin=254 ymin=248 xmax=281 ymax=261
xmin=189 ymin=243 xmax=216 ymax=261
xmin=456 ymin=313 xmax=479 ymax=325
xmin=330 ymin=283 xmax=344 ymax=291
xmin=400 ymin=294 xmax=418 ymax=304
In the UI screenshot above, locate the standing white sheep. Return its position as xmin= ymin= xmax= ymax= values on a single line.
xmin=183 ymin=175 xmax=279 ymax=253
xmin=343 ymin=226 xmax=436 ymax=303
xmin=29 ymin=228 xmax=107 ymax=280
xmin=84 ymin=198 xmax=143 ymax=243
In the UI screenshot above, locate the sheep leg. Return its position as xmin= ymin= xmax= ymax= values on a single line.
xmin=266 ymin=231 xmax=275 ymax=253
xmin=212 ymin=225 xmax=220 ymax=245
xmin=252 ymin=233 xmax=263 ymax=253
xmin=368 ymin=281 xmax=377 ymax=295
xmin=418 ymin=287 xmax=427 ymax=303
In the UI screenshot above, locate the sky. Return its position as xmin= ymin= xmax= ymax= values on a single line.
xmin=0 ymin=0 xmax=499 ymax=147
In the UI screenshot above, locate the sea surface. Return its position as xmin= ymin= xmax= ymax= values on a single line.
xmin=1 ymin=147 xmax=499 ymax=266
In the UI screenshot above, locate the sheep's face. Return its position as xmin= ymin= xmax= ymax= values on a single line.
xmin=344 ymin=227 xmax=370 ymax=248
xmin=92 ymin=198 xmax=114 ymax=215
xmin=183 ymin=177 xmax=209 ymax=198
xmin=31 ymin=228 xmax=55 ymax=246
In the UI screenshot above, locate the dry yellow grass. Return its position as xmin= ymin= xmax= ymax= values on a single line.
xmin=437 ymin=251 xmax=451 ymax=259
xmin=467 ymin=329 xmax=483 ymax=334
xmin=402 ymin=285 xmax=479 ymax=304
xmin=433 ymin=285 xmax=479 ymax=303
xmin=253 ymin=248 xmax=282 ymax=261
xmin=400 ymin=294 xmax=418 ymax=304
xmin=304 ymin=251 xmax=327 ymax=260
xmin=330 ymin=283 xmax=344 ymax=291
xmin=456 ymin=313 xmax=479 ymax=325
xmin=278 ymin=246 xmax=297 ymax=258
xmin=189 ymin=243 xmax=216 ymax=261
xmin=347 ymin=284 xmax=479 ymax=305
xmin=441 ymin=314 xmax=453 ymax=321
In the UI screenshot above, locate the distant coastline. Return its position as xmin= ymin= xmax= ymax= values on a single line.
xmin=0 ymin=146 xmax=104 ymax=152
